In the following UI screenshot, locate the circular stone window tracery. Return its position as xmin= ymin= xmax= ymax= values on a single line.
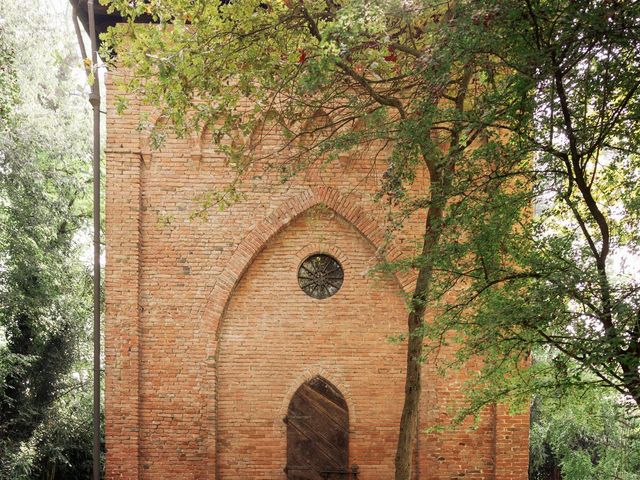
xmin=298 ymin=254 xmax=344 ymax=299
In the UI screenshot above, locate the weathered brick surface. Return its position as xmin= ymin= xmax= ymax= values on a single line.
xmin=218 ymin=210 xmax=407 ymax=479
xmin=104 ymin=70 xmax=529 ymax=480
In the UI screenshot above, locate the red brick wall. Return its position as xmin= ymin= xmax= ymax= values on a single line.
xmin=218 ymin=208 xmax=407 ymax=479
xmin=104 ymin=70 xmax=530 ymax=480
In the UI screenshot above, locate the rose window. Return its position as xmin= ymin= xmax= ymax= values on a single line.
xmin=297 ymin=254 xmax=344 ymax=299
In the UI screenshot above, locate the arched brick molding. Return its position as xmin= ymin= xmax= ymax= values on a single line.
xmin=198 ymin=113 xmax=271 ymax=162
xmin=138 ymin=111 xmax=164 ymax=165
xmin=202 ymin=185 xmax=415 ymax=479
xmin=299 ymin=107 xmax=331 ymax=145
xmin=277 ymin=367 xmax=355 ymax=426
xmin=138 ymin=111 xmax=201 ymax=165
xmin=203 ymin=186 xmax=412 ymax=335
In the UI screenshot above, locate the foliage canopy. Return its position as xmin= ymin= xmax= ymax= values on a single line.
xmin=0 ymin=2 xmax=97 ymax=478
xmin=104 ymin=0 xmax=640 ymax=477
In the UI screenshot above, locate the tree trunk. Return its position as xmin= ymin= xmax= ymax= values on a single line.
xmin=394 ymin=177 xmax=447 ymax=480
xmin=394 ymin=310 xmax=426 ymax=480
xmin=394 ymin=50 xmax=468 ymax=480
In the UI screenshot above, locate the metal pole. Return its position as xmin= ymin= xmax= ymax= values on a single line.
xmin=87 ymin=1 xmax=101 ymax=479
xmin=70 ymin=3 xmax=88 ymax=66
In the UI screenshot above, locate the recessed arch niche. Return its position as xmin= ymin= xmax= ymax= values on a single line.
xmin=215 ymin=205 xmax=408 ymax=479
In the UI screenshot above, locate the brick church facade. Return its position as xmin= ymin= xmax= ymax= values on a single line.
xmin=84 ymin=5 xmax=530 ymax=479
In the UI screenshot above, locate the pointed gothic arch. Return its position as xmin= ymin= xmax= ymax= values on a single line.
xmin=202 ymin=186 xmax=412 ymax=340
xmin=202 ymin=186 xmax=414 ymax=478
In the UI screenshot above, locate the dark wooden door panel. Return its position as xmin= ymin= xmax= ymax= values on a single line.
xmin=286 ymin=376 xmax=349 ymax=480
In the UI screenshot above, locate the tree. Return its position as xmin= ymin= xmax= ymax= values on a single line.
xmin=529 ymin=357 xmax=640 ymax=480
xmin=428 ymin=0 xmax=640 ymax=419
xmin=0 ymin=1 xmax=96 ymax=478
xmin=102 ymin=0 xmax=640 ymax=478
xmin=104 ymin=1 xmax=533 ymax=477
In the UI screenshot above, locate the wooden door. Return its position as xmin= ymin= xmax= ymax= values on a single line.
xmin=285 ymin=376 xmax=349 ymax=479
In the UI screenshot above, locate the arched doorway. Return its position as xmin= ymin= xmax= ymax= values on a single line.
xmin=285 ymin=376 xmax=351 ymax=479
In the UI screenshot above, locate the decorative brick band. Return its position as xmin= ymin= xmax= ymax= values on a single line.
xmin=138 ymin=111 xmax=202 ymax=165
